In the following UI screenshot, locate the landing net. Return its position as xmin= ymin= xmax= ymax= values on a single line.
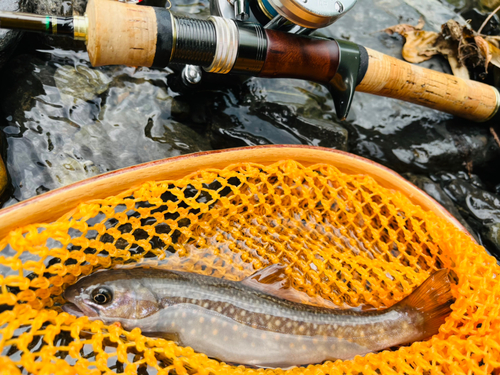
xmin=0 ymin=160 xmax=498 ymax=374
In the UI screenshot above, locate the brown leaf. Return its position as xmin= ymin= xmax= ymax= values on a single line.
xmin=474 ymin=35 xmax=492 ymax=70
xmin=415 ymin=17 xmax=425 ymax=30
xmin=401 ymin=30 xmax=440 ymax=63
xmin=447 ymin=55 xmax=470 ymax=79
xmin=486 ymin=39 xmax=500 ymax=68
xmin=383 ymin=18 xmax=425 ymax=35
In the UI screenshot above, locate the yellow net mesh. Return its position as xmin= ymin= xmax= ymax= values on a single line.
xmin=0 ymin=160 xmax=499 ymax=374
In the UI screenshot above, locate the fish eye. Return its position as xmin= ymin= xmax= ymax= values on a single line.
xmin=91 ymin=287 xmax=113 ymax=305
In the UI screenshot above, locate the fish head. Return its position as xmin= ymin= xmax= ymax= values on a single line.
xmin=63 ymin=269 xmax=160 ymax=322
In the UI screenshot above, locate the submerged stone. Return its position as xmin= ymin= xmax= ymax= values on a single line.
xmin=54 ymin=65 xmax=111 ymax=102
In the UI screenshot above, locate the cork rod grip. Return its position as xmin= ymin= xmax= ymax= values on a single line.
xmin=86 ymin=0 xmax=157 ymax=67
xmin=356 ymin=48 xmax=500 ymax=122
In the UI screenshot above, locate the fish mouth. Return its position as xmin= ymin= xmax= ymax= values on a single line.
xmin=62 ymin=302 xmax=99 ymax=318
xmin=62 ymin=302 xmax=84 ymax=317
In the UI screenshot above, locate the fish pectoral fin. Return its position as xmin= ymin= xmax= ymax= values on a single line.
xmin=241 ymin=264 xmax=341 ymax=309
xmin=142 ymin=331 xmax=183 ymax=345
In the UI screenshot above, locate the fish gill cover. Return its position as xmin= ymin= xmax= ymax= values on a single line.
xmin=0 ymin=159 xmax=498 ymax=374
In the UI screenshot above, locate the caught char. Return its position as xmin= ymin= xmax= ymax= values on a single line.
xmin=63 ymin=266 xmax=455 ymax=368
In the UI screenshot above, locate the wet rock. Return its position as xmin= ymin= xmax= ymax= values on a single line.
xmin=27 ymin=0 xmax=87 ymax=51
xmin=208 ymin=81 xmax=348 ymax=150
xmin=72 ymin=0 xmax=87 ymax=15
xmin=29 ymin=0 xmax=73 ymax=16
xmin=442 ymin=177 xmax=500 ymax=223
xmin=346 ymin=120 xmax=500 ymax=174
xmin=432 ymin=172 xmax=500 ymax=257
xmin=403 ymin=173 xmax=477 ymax=239
xmin=0 ymin=53 xmax=210 ymax=206
xmin=485 ymin=223 xmax=500 ymax=254
xmin=0 ymin=0 xmax=29 ymax=68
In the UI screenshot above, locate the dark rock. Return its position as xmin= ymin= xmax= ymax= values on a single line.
xmin=0 ymin=0 xmax=29 ymax=68
xmin=28 ymin=0 xmax=87 ymax=51
xmin=431 ymin=173 xmax=500 ymax=257
xmin=443 ymin=178 xmax=500 ymax=223
xmin=28 ymin=0 xmax=73 ymax=15
xmin=345 ymin=119 xmax=500 ymax=174
xmin=404 ymin=173 xmax=477 ymax=239
xmin=208 ymin=83 xmax=348 ymax=150
xmin=72 ymin=0 xmax=87 ymax=15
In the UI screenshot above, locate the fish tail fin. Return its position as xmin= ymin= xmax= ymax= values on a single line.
xmin=399 ymin=269 xmax=455 ymax=338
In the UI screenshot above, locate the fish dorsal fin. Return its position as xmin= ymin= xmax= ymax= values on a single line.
xmin=241 ymin=264 xmax=340 ymax=309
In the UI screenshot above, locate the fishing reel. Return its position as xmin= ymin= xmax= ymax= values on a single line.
xmin=177 ymin=0 xmax=357 ymax=86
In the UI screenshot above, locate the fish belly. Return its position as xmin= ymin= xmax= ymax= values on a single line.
xmin=147 ymin=304 xmax=372 ymax=367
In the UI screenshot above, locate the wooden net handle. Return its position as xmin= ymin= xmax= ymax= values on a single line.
xmin=356 ymin=48 xmax=500 ymax=122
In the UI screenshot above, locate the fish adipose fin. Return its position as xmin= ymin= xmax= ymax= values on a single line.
xmin=399 ymin=269 xmax=455 ymax=339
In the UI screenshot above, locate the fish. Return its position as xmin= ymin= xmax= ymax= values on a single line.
xmin=62 ymin=266 xmax=455 ymax=368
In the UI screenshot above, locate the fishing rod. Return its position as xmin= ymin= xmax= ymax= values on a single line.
xmin=0 ymin=0 xmax=498 ymax=122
